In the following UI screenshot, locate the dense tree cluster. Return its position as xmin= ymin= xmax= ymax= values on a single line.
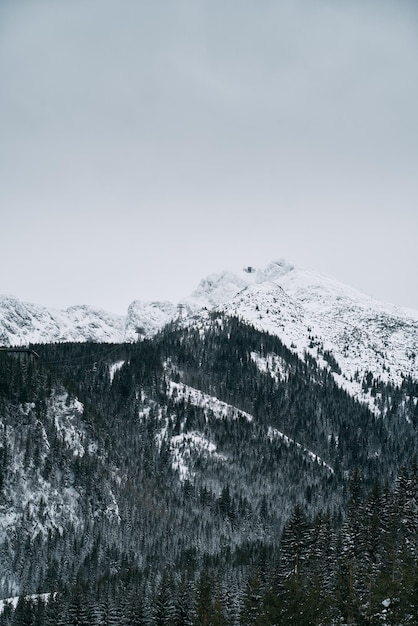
xmin=0 ymin=314 xmax=417 ymax=623
xmin=0 ymin=463 xmax=416 ymax=625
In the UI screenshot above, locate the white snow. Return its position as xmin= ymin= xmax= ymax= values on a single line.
xmin=217 ymin=260 xmax=418 ymax=410
xmin=168 ymin=381 xmax=253 ymax=422
xmin=52 ymin=393 xmax=86 ymax=457
xmin=0 ymin=593 xmax=54 ymax=614
xmin=124 ymin=300 xmax=177 ymax=341
xmin=0 ymin=295 xmax=175 ymax=345
xmin=180 ymin=271 xmax=248 ymax=314
xmin=0 ymin=389 xmax=117 ymax=544
xmin=268 ymin=427 xmax=334 ymax=473
xmin=109 ymin=360 xmax=125 ymax=382
xmin=166 ymin=380 xmax=334 ymax=480
xmin=1 ymin=258 xmax=417 ymax=411
xmin=0 ymin=295 xmax=126 ymax=345
xmin=170 ymin=432 xmax=226 ymax=482
xmin=250 ymin=351 xmax=289 ymax=382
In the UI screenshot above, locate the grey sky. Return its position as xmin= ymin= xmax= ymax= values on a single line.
xmin=1 ymin=0 xmax=418 ymax=314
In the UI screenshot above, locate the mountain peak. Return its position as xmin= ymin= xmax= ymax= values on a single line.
xmin=1 ymin=260 xmax=418 ymax=400
xmin=125 ymin=300 xmax=177 ymax=340
xmin=256 ymin=258 xmax=295 ymax=283
xmin=181 ymin=270 xmax=248 ymax=313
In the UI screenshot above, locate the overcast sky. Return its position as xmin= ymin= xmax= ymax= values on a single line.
xmin=1 ymin=0 xmax=417 ymax=314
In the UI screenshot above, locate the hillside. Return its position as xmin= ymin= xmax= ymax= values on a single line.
xmin=2 ymin=260 xmax=417 ymax=405
xmin=0 ymin=263 xmax=417 ymax=624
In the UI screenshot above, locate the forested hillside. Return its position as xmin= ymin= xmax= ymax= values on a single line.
xmin=0 ymin=314 xmax=417 ymax=624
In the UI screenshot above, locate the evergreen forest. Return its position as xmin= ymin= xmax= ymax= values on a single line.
xmin=0 ymin=314 xmax=416 ymax=624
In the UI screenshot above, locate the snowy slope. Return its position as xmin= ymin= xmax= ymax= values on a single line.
xmin=1 ymin=259 xmax=418 ymax=399
xmin=218 ymin=260 xmax=418 ymax=404
xmin=180 ymin=271 xmax=249 ymax=313
xmin=163 ymin=380 xmax=333 ymax=482
xmin=0 ymin=296 xmax=125 ymax=345
xmin=0 ymin=296 xmax=175 ymax=345
xmin=124 ymin=300 xmax=177 ymax=340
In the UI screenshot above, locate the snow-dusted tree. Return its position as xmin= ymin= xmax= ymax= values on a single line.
xmin=240 ymin=571 xmax=264 ymax=626
xmin=279 ymin=504 xmax=311 ymax=586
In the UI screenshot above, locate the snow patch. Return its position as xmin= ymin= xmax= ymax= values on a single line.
xmin=168 ymin=381 xmax=253 ymax=422
xmin=109 ymin=360 xmax=125 ymax=382
xmin=170 ymin=432 xmax=226 ymax=482
xmin=250 ymin=351 xmax=288 ymax=382
xmin=0 ymin=593 xmax=55 ymax=614
xmin=52 ymin=393 xmax=86 ymax=457
xmin=268 ymin=427 xmax=334 ymax=474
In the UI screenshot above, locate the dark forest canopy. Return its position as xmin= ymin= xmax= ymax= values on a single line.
xmin=0 ymin=315 xmax=416 ymax=624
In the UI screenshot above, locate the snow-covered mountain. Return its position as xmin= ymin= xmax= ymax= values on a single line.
xmin=125 ymin=300 xmax=177 ymax=341
xmin=1 ymin=260 xmax=418 ymax=401
xmin=1 ymin=268 xmax=417 ymax=614
xmin=0 ymin=295 xmax=175 ymax=345
xmin=179 ymin=270 xmax=249 ymax=314
xmin=0 ymin=296 xmax=126 ymax=345
xmin=217 ymin=260 xmax=418 ymax=403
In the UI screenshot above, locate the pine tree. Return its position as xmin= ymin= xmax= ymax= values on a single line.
xmin=12 ymin=596 xmax=35 ymax=626
xmin=0 ymin=601 xmax=13 ymax=626
xmin=195 ymin=569 xmax=215 ymax=626
xmin=240 ymin=571 xmax=263 ymax=626
xmin=361 ymin=481 xmax=385 ymax=620
xmin=173 ymin=577 xmax=196 ymax=626
xmin=154 ymin=572 xmax=176 ymax=626
xmin=335 ymin=468 xmax=365 ymax=624
xmin=279 ymin=504 xmax=310 ymax=586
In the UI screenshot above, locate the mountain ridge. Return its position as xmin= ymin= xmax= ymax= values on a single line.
xmin=1 ymin=260 xmax=417 ymax=410
xmin=0 ymin=274 xmax=417 ymax=620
